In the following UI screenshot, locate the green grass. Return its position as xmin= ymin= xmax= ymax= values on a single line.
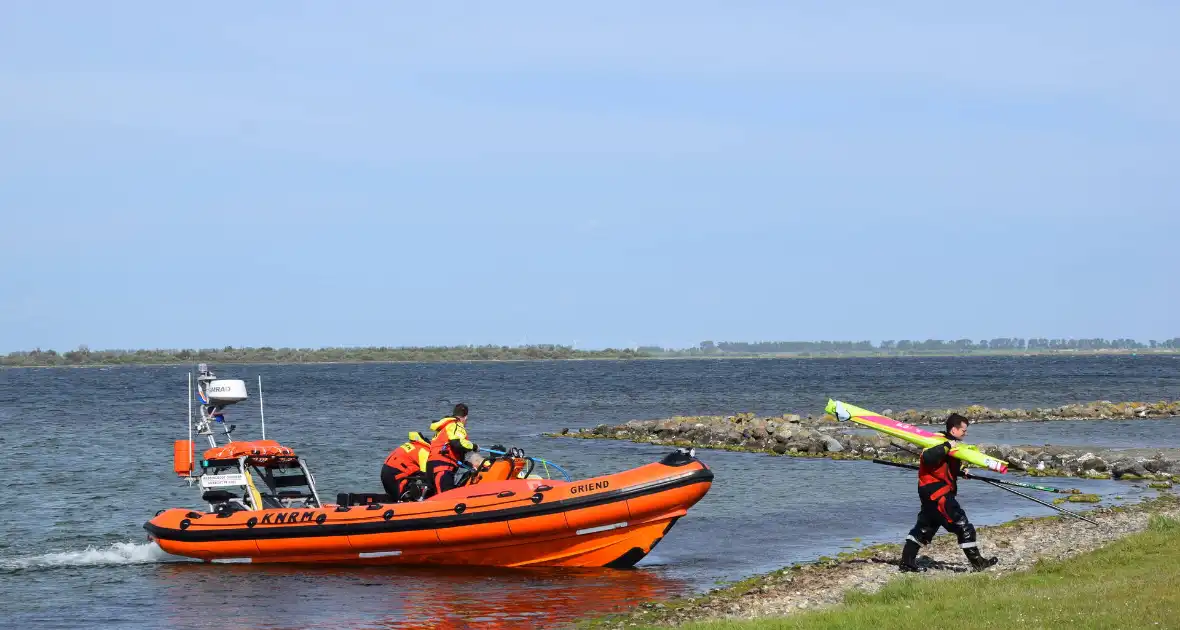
xmin=669 ymin=515 xmax=1180 ymax=630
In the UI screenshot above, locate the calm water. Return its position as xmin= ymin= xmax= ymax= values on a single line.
xmin=1 ymin=356 xmax=1178 ymax=628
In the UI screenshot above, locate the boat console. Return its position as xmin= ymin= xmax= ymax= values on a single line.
xmin=174 ymin=364 xmax=324 ymax=515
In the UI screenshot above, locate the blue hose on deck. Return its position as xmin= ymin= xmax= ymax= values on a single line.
xmin=478 ymin=448 xmax=574 ymax=482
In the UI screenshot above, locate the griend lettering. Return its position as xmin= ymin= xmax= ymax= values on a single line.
xmin=569 ymin=480 xmax=610 ymax=495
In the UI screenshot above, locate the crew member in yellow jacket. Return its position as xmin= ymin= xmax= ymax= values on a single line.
xmin=425 ymin=403 xmax=486 ymax=494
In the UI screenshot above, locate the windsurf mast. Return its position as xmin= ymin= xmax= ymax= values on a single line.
xmin=871 ymin=459 xmax=1100 ymax=526
xmin=872 ymin=459 xmax=1077 ymax=494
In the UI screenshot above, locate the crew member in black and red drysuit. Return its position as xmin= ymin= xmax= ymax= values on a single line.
xmin=899 ymin=413 xmax=999 ymax=572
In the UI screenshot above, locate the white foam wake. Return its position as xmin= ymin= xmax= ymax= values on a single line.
xmin=1 ymin=541 xmax=189 ymax=571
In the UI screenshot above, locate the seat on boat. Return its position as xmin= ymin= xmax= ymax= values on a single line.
xmin=272 ymin=473 xmax=310 ymax=488
xmin=202 ymin=490 xmax=251 ymax=514
xmin=202 ymin=490 xmax=238 ymax=503
xmin=278 ymin=490 xmax=311 ymax=498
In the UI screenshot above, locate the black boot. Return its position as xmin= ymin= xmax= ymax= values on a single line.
xmin=964 ymin=546 xmax=998 ymax=571
xmin=899 ymin=540 xmax=926 ymax=573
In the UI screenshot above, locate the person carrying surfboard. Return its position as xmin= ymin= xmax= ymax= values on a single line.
xmin=900 ymin=413 xmax=1000 ymax=573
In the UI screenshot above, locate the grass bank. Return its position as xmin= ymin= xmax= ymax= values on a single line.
xmin=673 ymin=514 xmax=1180 ymax=630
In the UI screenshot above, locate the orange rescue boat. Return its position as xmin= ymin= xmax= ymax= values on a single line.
xmin=145 ymin=364 xmax=713 ymax=567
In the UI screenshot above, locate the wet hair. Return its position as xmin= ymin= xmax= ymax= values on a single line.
xmin=945 ymin=412 xmax=969 ymax=432
xmin=452 ymin=403 xmax=469 ymax=418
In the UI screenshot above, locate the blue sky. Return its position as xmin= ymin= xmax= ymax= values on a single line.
xmin=2 ymin=2 xmax=1177 ymax=352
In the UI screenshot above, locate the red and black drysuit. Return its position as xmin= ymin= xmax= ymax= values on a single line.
xmin=900 ymin=433 xmax=997 ymax=572
xmin=425 ymin=415 xmax=480 ymax=495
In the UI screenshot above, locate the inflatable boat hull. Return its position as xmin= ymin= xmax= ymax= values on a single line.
xmin=145 ymin=457 xmax=712 ymax=567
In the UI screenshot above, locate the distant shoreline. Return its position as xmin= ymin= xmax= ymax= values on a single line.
xmin=2 ymin=346 xmax=1178 ymax=368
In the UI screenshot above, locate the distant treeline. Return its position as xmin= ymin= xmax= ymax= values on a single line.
xmin=7 ymin=337 xmax=1180 ymax=368
xmin=881 ymin=338 xmax=1180 ymax=351
xmin=641 ymin=338 xmax=1180 ymax=355
xmin=0 ymin=345 xmax=645 ymax=367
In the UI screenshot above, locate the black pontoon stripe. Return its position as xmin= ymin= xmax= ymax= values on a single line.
xmin=146 ymin=467 xmax=713 ymax=543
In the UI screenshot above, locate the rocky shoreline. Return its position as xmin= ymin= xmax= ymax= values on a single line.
xmin=551 ymin=405 xmax=1180 ymax=480
xmin=577 ymin=493 xmax=1180 ymax=629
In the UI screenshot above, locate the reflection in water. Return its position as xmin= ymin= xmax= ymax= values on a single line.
xmin=152 ymin=562 xmax=688 ymax=629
